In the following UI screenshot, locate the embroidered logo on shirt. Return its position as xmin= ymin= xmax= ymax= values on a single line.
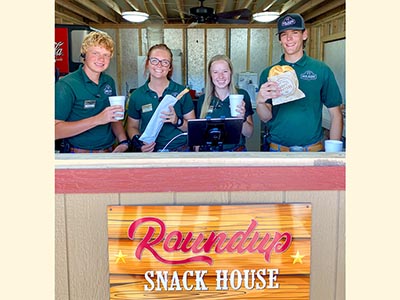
xmin=103 ymin=84 xmax=113 ymax=96
xmin=300 ymin=70 xmax=317 ymax=81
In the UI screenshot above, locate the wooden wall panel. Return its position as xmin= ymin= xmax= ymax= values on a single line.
xmin=56 ymin=190 xmax=344 ymax=300
xmin=55 ymin=154 xmax=345 ymax=299
xmin=286 ymin=191 xmax=343 ymax=300
xmin=55 ymin=166 xmax=345 ymax=193
xmin=336 ymin=191 xmax=346 ymax=300
xmin=230 ymin=191 xmax=284 ymax=204
xmin=309 ymin=12 xmax=346 ymax=60
xmin=64 ymin=194 xmax=119 ymax=300
xmin=121 ymin=192 xmax=174 ymax=205
xmin=55 ymin=194 xmax=68 ymax=300
xmin=176 ymin=191 xmax=230 ymax=205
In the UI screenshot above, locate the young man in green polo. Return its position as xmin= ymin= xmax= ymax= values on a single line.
xmin=55 ymin=31 xmax=129 ymax=153
xmin=256 ymin=13 xmax=343 ymax=152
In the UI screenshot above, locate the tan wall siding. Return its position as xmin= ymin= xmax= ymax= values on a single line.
xmin=56 ymin=189 xmax=345 ymax=300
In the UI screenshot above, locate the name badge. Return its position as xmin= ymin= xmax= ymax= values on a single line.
xmin=84 ymin=100 xmax=96 ymax=109
xmin=142 ymin=104 xmax=152 ymax=113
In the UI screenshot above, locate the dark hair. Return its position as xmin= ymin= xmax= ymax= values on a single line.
xmin=146 ymin=43 xmax=173 ymax=79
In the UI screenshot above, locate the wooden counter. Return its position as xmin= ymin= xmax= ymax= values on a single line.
xmin=55 ymin=152 xmax=345 ymax=300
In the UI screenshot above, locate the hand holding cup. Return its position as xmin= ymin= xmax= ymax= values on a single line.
xmin=109 ymin=96 xmax=126 ymax=120
xmin=229 ymin=94 xmax=244 ymax=117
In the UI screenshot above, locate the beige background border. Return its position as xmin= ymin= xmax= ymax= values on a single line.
xmin=3 ymin=0 xmax=399 ymax=299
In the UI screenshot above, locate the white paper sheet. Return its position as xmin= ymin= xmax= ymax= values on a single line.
xmin=139 ymin=95 xmax=178 ymax=143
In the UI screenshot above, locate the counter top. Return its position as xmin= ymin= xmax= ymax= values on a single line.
xmin=55 ymin=152 xmax=345 ymax=170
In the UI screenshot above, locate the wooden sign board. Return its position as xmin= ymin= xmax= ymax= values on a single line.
xmin=107 ymin=204 xmax=311 ymax=299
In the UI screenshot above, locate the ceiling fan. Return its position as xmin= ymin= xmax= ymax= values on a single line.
xmin=188 ymin=0 xmax=252 ymax=24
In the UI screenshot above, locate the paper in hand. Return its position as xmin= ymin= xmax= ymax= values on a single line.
xmin=139 ymin=88 xmax=189 ymax=144
xmin=139 ymin=95 xmax=178 ymax=144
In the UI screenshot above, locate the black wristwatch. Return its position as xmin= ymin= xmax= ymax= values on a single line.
xmin=117 ymin=139 xmax=131 ymax=151
xmin=131 ymin=134 xmax=144 ymax=152
xmin=174 ymin=116 xmax=184 ymax=127
xmin=118 ymin=139 xmax=130 ymax=146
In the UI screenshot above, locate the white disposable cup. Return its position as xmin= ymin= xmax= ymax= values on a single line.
xmin=229 ymin=94 xmax=244 ymax=117
xmin=324 ymin=140 xmax=343 ymax=152
xmin=109 ymin=96 xmax=126 ymax=120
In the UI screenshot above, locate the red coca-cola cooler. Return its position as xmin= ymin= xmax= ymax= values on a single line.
xmin=55 ymin=24 xmax=93 ymax=78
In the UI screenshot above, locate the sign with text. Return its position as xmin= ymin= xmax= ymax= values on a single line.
xmin=54 ymin=27 xmax=69 ymax=74
xmin=107 ymin=204 xmax=311 ymax=299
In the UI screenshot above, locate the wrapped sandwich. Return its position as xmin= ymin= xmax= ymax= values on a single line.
xmin=268 ymin=65 xmax=305 ymax=105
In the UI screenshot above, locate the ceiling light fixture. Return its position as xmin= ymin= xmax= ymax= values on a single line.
xmin=122 ymin=11 xmax=149 ymax=23
xmin=252 ymin=11 xmax=280 ymax=23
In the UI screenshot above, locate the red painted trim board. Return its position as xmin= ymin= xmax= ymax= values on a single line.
xmin=55 ymin=166 xmax=345 ymax=193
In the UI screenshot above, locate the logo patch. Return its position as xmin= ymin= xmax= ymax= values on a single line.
xmin=282 ymin=16 xmax=297 ymax=27
xmin=300 ymin=70 xmax=317 ymax=81
xmin=103 ymin=84 xmax=113 ymax=96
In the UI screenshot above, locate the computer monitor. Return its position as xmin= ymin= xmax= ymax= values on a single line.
xmin=187 ymin=117 xmax=243 ymax=151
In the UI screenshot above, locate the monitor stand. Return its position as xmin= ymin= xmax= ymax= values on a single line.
xmin=204 ymin=127 xmax=224 ymax=152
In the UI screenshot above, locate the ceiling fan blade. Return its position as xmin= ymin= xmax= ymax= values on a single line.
xmin=216 ymin=8 xmax=252 ymax=24
xmin=216 ymin=18 xmax=251 ymax=24
xmin=172 ymin=8 xmax=192 ymax=18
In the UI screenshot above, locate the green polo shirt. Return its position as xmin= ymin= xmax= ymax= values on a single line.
xmin=259 ymin=52 xmax=342 ymax=146
xmin=196 ymin=88 xmax=254 ymax=151
xmin=55 ymin=65 xmax=117 ymax=150
xmin=127 ymin=80 xmax=194 ymax=151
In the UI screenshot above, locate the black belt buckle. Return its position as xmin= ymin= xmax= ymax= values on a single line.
xmin=59 ymin=139 xmax=71 ymax=153
xmin=261 ymin=133 xmax=270 ymax=151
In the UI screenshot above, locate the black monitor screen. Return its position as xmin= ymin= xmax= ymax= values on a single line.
xmin=187 ymin=118 xmax=243 ymax=151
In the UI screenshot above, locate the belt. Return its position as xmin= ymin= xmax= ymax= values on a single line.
xmin=233 ymin=145 xmax=247 ymax=152
xmin=69 ymin=146 xmax=113 ymax=153
xmin=269 ymin=141 xmax=323 ymax=152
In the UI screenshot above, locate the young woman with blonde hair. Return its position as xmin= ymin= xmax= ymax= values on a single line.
xmin=197 ymin=54 xmax=254 ymax=151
